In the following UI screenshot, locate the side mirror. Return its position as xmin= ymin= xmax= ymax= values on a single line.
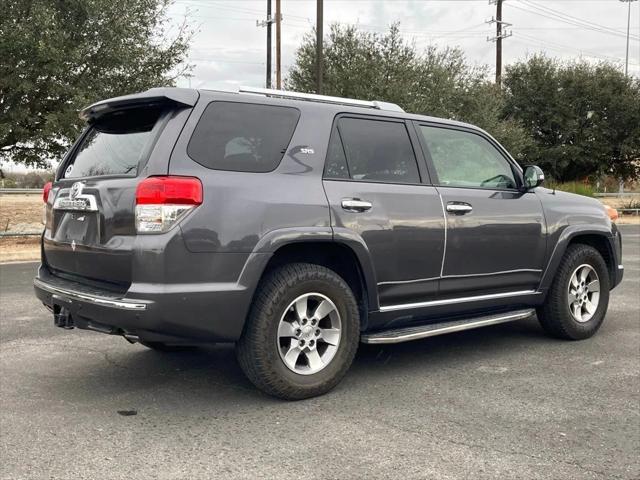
xmin=523 ymin=165 xmax=544 ymax=190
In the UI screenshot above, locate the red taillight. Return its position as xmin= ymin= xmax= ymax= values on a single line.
xmin=135 ymin=176 xmax=203 ymax=205
xmin=135 ymin=176 xmax=203 ymax=234
xmin=43 ymin=182 xmax=52 ymax=203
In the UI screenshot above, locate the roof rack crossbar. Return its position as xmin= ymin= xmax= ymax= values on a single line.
xmin=238 ymin=86 xmax=404 ymax=113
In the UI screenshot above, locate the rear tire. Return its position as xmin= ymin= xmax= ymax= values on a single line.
xmin=237 ymin=263 xmax=360 ymax=400
xmin=537 ymin=244 xmax=610 ymax=340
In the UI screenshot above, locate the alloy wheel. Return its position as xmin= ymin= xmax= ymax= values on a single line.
xmin=277 ymin=293 xmax=342 ymax=375
xmin=567 ymin=264 xmax=600 ymax=323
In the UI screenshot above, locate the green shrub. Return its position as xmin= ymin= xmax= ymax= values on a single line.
xmin=547 ymin=182 xmax=595 ymax=197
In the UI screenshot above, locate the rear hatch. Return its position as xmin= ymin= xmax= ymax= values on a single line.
xmin=43 ymin=89 xmax=197 ymax=289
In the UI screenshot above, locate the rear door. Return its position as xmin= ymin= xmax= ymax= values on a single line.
xmin=43 ymin=101 xmax=190 ymax=287
xmin=322 ymin=115 xmax=445 ymax=308
xmin=414 ymin=123 xmax=546 ymax=297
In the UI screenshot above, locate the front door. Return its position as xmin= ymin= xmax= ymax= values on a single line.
xmin=322 ymin=115 xmax=445 ymax=308
xmin=415 ymin=123 xmax=547 ymax=297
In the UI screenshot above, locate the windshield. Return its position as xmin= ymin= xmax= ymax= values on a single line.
xmin=63 ymin=106 xmax=163 ymax=178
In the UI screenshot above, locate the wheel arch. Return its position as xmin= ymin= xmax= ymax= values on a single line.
xmin=244 ymin=227 xmax=378 ymax=331
xmin=539 ymin=225 xmax=617 ymax=293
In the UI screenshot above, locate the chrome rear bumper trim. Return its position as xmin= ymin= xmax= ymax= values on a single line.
xmin=34 ymin=278 xmax=147 ymax=311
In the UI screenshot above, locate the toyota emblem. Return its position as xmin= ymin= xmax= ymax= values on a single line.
xmin=69 ymin=182 xmax=84 ymax=200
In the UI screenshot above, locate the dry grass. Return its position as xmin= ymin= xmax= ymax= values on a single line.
xmin=0 ymin=194 xmax=43 ymax=234
xmin=0 ymin=194 xmax=42 ymax=262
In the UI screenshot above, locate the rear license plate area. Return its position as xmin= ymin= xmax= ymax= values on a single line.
xmin=53 ymin=211 xmax=100 ymax=246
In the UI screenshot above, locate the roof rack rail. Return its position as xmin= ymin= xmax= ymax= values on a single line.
xmin=238 ymin=86 xmax=405 ymax=113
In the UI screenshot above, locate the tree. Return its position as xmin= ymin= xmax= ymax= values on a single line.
xmin=503 ymin=55 xmax=640 ymax=182
xmin=286 ymin=24 xmax=531 ymax=159
xmin=0 ymin=0 xmax=192 ymax=167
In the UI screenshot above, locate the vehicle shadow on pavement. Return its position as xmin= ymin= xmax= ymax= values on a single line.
xmin=39 ymin=316 xmax=554 ymax=406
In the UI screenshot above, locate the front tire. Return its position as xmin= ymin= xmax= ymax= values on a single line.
xmin=236 ymin=263 xmax=360 ymax=400
xmin=537 ymin=244 xmax=610 ymax=340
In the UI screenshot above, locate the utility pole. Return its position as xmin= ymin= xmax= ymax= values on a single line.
xmin=619 ymin=0 xmax=638 ymax=76
xmin=267 ymin=0 xmax=272 ymax=88
xmin=316 ymin=0 xmax=323 ymax=94
xmin=256 ymin=0 xmax=274 ymax=88
xmin=495 ymin=0 xmax=503 ymax=86
xmin=487 ymin=0 xmax=512 ymax=87
xmin=276 ymin=0 xmax=282 ymax=89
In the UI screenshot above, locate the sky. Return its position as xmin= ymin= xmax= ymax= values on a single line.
xmin=3 ymin=0 xmax=639 ymax=174
xmin=166 ymin=0 xmax=640 ymax=90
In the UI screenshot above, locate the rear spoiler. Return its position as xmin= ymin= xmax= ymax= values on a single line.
xmin=79 ymin=88 xmax=199 ymax=122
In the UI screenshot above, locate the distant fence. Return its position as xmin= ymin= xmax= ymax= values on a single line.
xmin=594 ymin=193 xmax=639 ymax=198
xmin=619 ymin=209 xmax=640 ymax=215
xmin=3 ymin=189 xmax=640 ymax=196
xmin=0 ymin=188 xmax=42 ymax=194
xmin=0 ymin=231 xmax=42 ymax=237
xmin=0 ymin=189 xmax=637 ymax=239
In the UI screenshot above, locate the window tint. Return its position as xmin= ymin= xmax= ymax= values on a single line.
xmin=188 ymin=102 xmax=300 ymax=172
xmin=324 ymin=126 xmax=349 ymax=179
xmin=64 ymin=107 xmax=163 ymax=179
xmin=337 ymin=117 xmax=420 ymax=184
xmin=419 ymin=126 xmax=517 ymax=189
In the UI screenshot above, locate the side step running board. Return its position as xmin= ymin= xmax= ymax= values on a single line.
xmin=361 ymin=309 xmax=535 ymax=344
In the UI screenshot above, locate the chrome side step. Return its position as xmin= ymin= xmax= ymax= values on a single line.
xmin=361 ymin=309 xmax=535 ymax=344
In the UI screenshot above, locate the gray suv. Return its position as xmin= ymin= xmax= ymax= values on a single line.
xmin=34 ymin=87 xmax=624 ymax=400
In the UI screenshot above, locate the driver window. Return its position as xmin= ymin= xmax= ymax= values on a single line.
xmin=419 ymin=126 xmax=517 ymax=189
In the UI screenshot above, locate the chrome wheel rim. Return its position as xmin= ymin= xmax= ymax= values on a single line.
xmin=277 ymin=293 xmax=342 ymax=375
xmin=567 ymin=264 xmax=600 ymax=323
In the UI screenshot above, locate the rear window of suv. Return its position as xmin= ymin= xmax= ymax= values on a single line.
xmin=187 ymin=102 xmax=300 ymax=173
xmin=63 ymin=106 xmax=164 ymax=179
xmin=324 ymin=117 xmax=421 ymax=184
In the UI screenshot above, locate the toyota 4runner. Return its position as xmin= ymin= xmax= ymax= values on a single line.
xmin=34 ymin=87 xmax=624 ymax=400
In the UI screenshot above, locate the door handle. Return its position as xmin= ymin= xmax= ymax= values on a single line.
xmin=341 ymin=198 xmax=372 ymax=212
xmin=446 ymin=202 xmax=473 ymax=214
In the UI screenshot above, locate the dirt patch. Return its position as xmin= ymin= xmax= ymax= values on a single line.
xmin=599 ymin=195 xmax=640 ymax=210
xmin=0 ymin=194 xmax=43 ymax=262
xmin=0 ymin=236 xmax=40 ymax=263
xmin=0 ymin=194 xmax=43 ymax=234
xmin=599 ymin=195 xmax=640 ymax=225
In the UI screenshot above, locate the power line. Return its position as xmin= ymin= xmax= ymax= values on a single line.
xmin=509 ymin=0 xmax=639 ymax=40
xmin=520 ymin=0 xmax=639 ymax=39
xmin=513 ymin=32 xmax=639 ymax=65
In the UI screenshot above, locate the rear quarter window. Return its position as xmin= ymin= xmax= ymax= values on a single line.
xmin=187 ymin=101 xmax=300 ymax=173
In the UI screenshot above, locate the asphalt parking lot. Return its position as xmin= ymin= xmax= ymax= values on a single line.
xmin=1 ymin=225 xmax=638 ymax=480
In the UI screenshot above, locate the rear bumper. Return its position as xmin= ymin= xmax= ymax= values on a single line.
xmin=33 ymin=265 xmax=258 ymax=342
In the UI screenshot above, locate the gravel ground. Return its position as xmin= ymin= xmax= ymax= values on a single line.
xmin=0 ymin=225 xmax=638 ymax=479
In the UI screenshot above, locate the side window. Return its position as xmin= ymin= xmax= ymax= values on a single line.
xmin=324 ymin=125 xmax=350 ymax=179
xmin=419 ymin=126 xmax=518 ymax=189
xmin=336 ymin=117 xmax=420 ymax=184
xmin=187 ymin=102 xmax=300 ymax=173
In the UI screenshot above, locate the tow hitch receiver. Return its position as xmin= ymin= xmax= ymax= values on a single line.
xmin=53 ymin=306 xmax=74 ymax=329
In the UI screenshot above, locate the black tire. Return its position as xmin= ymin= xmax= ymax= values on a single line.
xmin=138 ymin=341 xmax=197 ymax=352
xmin=537 ymin=243 xmax=610 ymax=340
xmin=236 ymin=263 xmax=360 ymax=400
